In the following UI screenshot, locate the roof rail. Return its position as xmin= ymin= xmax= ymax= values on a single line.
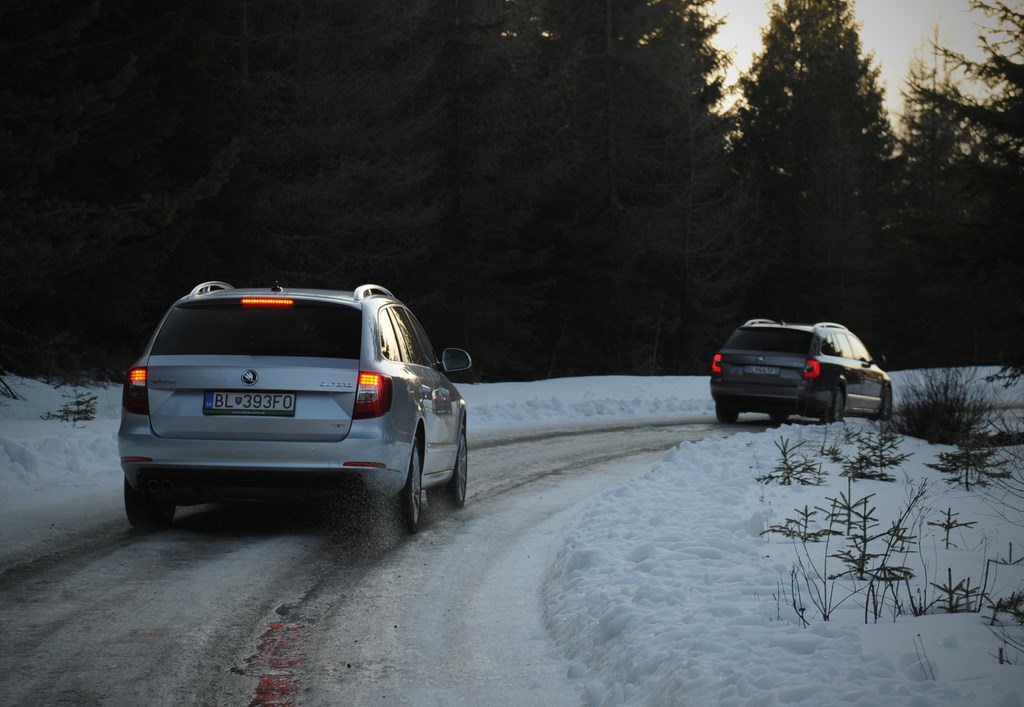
xmin=814 ymin=322 xmax=849 ymax=331
xmin=353 ymin=284 xmax=395 ymax=301
xmin=190 ymin=281 xmax=234 ymax=297
xmin=743 ymin=318 xmax=783 ymax=327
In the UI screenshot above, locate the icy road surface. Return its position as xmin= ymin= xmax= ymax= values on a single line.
xmin=0 ymin=419 xmax=746 ymax=706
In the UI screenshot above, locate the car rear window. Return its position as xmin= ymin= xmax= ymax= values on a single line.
xmin=725 ymin=328 xmax=812 ymax=354
xmin=151 ymin=302 xmax=362 ymax=358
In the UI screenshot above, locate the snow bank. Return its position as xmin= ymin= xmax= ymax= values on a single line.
xmin=460 ymin=376 xmax=713 ymax=432
xmin=544 ymin=418 xmax=1024 ymax=705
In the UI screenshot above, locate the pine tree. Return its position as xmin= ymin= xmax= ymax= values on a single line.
xmin=0 ymin=1 xmax=244 ymax=374
xmin=884 ymin=38 xmax=983 ymax=366
xmin=615 ymin=0 xmax=749 ymax=373
xmin=929 ymin=1 xmax=1024 ymax=372
xmin=526 ymin=0 xmax=745 ymax=376
xmin=886 ymin=2 xmax=1024 ymax=371
xmin=416 ymin=0 xmax=557 ymax=380
xmin=734 ymin=0 xmax=895 ymax=324
xmin=229 ymin=0 xmax=425 ymax=288
xmin=224 ymin=0 xmax=559 ymax=380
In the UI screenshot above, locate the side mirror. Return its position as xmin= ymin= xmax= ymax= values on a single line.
xmin=441 ymin=348 xmax=472 ymax=373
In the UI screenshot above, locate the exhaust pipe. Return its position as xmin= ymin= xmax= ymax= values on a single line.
xmin=147 ymin=479 xmax=176 ymax=494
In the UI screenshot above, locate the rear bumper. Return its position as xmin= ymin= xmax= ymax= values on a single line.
xmin=132 ymin=466 xmax=397 ymax=505
xmin=710 ymin=381 xmax=831 ymax=418
xmin=118 ymin=412 xmax=409 ymax=504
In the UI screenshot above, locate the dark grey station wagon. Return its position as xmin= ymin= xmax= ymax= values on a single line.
xmin=710 ymin=319 xmax=892 ymax=424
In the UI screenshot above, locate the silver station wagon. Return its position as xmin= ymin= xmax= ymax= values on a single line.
xmin=118 ymin=282 xmax=472 ymax=533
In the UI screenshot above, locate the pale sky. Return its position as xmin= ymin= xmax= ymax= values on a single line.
xmin=712 ymin=0 xmax=995 ymax=115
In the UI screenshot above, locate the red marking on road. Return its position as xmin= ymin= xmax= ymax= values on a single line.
xmin=248 ymin=623 xmax=306 ymax=706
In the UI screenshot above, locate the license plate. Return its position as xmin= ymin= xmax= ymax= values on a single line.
xmin=203 ymin=391 xmax=297 ymax=416
xmin=743 ymin=365 xmax=780 ymax=376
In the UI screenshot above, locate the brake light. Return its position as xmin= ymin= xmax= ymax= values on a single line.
xmin=353 ymin=371 xmax=392 ymax=419
xmin=712 ymin=353 xmax=723 ymax=374
xmin=123 ymin=366 xmax=150 ymax=415
xmin=241 ymin=298 xmax=294 ymax=308
xmin=803 ymin=360 xmax=821 ymax=379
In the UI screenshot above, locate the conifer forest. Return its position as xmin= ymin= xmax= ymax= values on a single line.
xmin=1 ymin=0 xmax=1021 ymax=381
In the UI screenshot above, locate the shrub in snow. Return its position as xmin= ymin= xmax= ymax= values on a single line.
xmin=891 ymin=367 xmax=993 ymax=444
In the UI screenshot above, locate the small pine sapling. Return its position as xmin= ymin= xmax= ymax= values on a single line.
xmin=863 ymin=518 xmax=920 ymax=623
xmin=841 ymin=427 xmax=911 ymax=482
xmin=41 ymin=388 xmax=98 ymax=426
xmin=762 ymin=505 xmax=841 ymax=542
xmin=926 ymin=507 xmax=977 ymax=550
xmin=758 ymin=437 xmax=825 ymax=486
xmin=829 ymin=491 xmax=883 ymax=581
xmin=925 ymin=434 xmax=1009 ymax=491
xmin=818 ymin=422 xmax=845 ymax=463
xmin=990 ymin=591 xmax=1024 ymax=627
xmin=932 ymin=567 xmax=987 ymax=614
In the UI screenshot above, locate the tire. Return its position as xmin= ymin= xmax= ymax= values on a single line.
xmin=870 ymin=386 xmax=893 ymax=422
xmin=825 ymin=387 xmax=846 ymax=423
xmin=715 ymin=402 xmax=739 ymax=424
xmin=442 ymin=430 xmax=468 ymax=509
xmin=770 ymin=412 xmax=789 ymax=424
xmin=397 ymin=442 xmax=423 ymax=534
xmin=123 ymin=478 xmax=175 ymax=529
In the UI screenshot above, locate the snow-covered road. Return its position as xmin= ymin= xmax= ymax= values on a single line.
xmin=0 ymin=418 xmax=733 ymax=706
xmin=3 ymin=372 xmax=1022 ymax=705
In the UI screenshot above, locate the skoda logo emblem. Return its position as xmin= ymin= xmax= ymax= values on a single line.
xmin=241 ymin=369 xmax=259 ymax=386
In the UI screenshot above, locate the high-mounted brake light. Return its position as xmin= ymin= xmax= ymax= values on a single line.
xmin=803 ymin=360 xmax=821 ymax=379
xmin=712 ymin=353 xmax=723 ymax=374
xmin=353 ymin=371 xmax=393 ymax=419
xmin=240 ymin=298 xmax=294 ymax=308
xmin=123 ymin=366 xmax=150 ymax=415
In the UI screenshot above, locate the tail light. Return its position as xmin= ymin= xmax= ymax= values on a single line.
xmin=712 ymin=353 xmax=723 ymax=374
xmin=123 ymin=366 xmax=150 ymax=415
xmin=803 ymin=360 xmax=821 ymax=379
xmin=353 ymin=371 xmax=392 ymax=419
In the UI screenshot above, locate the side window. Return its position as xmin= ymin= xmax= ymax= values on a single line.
xmin=820 ymin=334 xmax=841 ymax=357
xmin=392 ymin=307 xmax=436 ymax=367
xmin=381 ymin=306 xmax=427 ymax=366
xmin=404 ymin=309 xmax=438 ymax=367
xmin=379 ymin=309 xmax=402 ymax=362
xmin=379 ymin=305 xmax=437 ymax=367
xmin=832 ymin=332 xmax=855 ymax=359
xmin=847 ymin=334 xmax=872 ymax=363
xmin=385 ymin=307 xmax=417 ymax=364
